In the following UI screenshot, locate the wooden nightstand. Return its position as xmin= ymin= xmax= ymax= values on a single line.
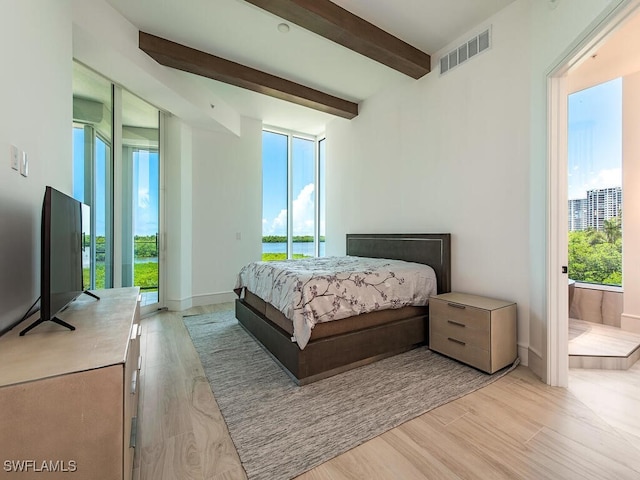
xmin=429 ymin=292 xmax=517 ymax=373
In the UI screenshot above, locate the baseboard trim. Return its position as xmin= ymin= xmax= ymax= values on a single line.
xmin=528 ymin=347 xmax=544 ymax=381
xmin=621 ymin=313 xmax=640 ymax=334
xmin=191 ymin=291 xmax=236 ymax=308
xmin=166 ymin=292 xmax=237 ymax=311
xmin=166 ymin=297 xmax=193 ymax=312
xmin=517 ymin=344 xmax=529 ymax=367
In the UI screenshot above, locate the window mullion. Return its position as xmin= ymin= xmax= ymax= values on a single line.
xmin=314 ymin=138 xmax=320 ymax=258
xmin=287 ymin=134 xmax=293 ymax=259
xmin=112 ymin=85 xmax=123 ymax=287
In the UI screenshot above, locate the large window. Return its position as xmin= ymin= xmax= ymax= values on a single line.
xmin=567 ymin=78 xmax=622 ymax=286
xmin=262 ymin=129 xmax=325 ymax=260
xmin=72 ymin=62 xmax=113 ymax=290
xmin=72 ymin=61 xmax=161 ymax=309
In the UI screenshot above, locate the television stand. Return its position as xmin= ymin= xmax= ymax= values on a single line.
xmin=19 ymin=316 xmax=75 ymax=336
xmin=19 ymin=290 xmax=100 ymax=336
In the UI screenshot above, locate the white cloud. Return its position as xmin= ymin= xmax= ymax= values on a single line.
xmin=138 ymin=187 xmax=150 ymax=208
xmin=270 ymin=208 xmax=288 ymax=235
xmin=569 ymin=167 xmax=622 ymax=199
xmin=593 ymin=168 xmax=622 ymax=189
xmin=263 ymin=183 xmax=315 ymax=236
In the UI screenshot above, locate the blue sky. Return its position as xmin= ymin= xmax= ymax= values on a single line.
xmin=261 ymin=131 xmax=288 ymax=236
xmin=133 ymin=150 xmax=160 ymax=236
xmin=262 ymin=131 xmax=318 ymax=237
xmin=568 ymin=77 xmax=622 ymax=200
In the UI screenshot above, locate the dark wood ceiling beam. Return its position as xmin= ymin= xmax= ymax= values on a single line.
xmin=243 ymin=0 xmax=431 ymax=79
xmin=139 ymin=31 xmax=358 ymax=119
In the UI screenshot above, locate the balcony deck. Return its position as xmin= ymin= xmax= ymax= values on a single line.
xmin=569 ymin=318 xmax=640 ymax=369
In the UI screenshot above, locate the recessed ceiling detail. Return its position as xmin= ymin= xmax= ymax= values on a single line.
xmin=139 ymin=31 xmax=359 ymax=119
xmin=243 ymin=0 xmax=431 ymax=79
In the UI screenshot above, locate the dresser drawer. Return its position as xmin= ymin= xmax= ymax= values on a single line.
xmin=430 ymin=298 xmax=490 ymax=332
xmin=430 ymin=332 xmax=490 ymax=372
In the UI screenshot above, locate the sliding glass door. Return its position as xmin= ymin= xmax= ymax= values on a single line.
xmin=121 ymin=90 xmax=160 ymax=307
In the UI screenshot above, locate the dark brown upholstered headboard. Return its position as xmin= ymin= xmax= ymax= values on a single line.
xmin=346 ymin=233 xmax=451 ymax=294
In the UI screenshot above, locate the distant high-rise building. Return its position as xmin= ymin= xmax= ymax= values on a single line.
xmin=587 ymin=187 xmax=622 ymax=230
xmin=568 ymin=187 xmax=622 ymax=232
xmin=568 ymin=198 xmax=588 ymax=231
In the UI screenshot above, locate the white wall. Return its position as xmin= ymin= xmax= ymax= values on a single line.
xmin=622 ymin=71 xmax=640 ymax=332
xmin=325 ymin=0 xmax=614 ymax=369
xmin=190 ymin=118 xmax=263 ymax=306
xmin=164 ymin=116 xmax=194 ymax=311
xmin=0 ymin=0 xmax=73 ymax=333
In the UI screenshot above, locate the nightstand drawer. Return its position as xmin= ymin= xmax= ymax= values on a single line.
xmin=430 ymin=299 xmax=490 ymax=332
xmin=430 ymin=332 xmax=490 ymax=372
xmin=430 ymin=315 xmax=491 ymax=350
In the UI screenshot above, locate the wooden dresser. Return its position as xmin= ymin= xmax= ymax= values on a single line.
xmin=429 ymin=292 xmax=517 ymax=374
xmin=0 ymin=287 xmax=141 ymax=480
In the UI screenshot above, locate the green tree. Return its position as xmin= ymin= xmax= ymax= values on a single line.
xmin=585 ymin=228 xmax=605 ymax=246
xmin=603 ymin=217 xmax=621 ymax=244
xmin=568 ymin=223 xmax=621 ymax=286
xmin=134 ymin=235 xmax=158 ymax=258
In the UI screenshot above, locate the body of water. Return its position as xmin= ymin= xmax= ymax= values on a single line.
xmin=135 ymin=256 xmax=158 ymax=264
xmin=263 ymin=242 xmax=326 ymax=257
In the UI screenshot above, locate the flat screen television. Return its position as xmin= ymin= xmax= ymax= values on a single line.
xmin=20 ymin=186 xmax=97 ymax=336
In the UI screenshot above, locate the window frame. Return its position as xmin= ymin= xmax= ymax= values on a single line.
xmin=262 ymin=126 xmax=325 ymax=260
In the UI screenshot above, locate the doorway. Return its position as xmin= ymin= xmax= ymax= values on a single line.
xmin=547 ymin=0 xmax=640 ymax=386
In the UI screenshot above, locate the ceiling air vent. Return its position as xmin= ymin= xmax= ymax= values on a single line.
xmin=440 ymin=27 xmax=491 ymax=75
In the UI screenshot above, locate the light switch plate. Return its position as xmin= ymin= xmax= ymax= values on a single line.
xmin=10 ymin=145 xmax=19 ymax=171
xmin=20 ymin=151 xmax=28 ymax=177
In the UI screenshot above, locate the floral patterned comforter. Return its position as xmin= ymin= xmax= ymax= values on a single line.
xmin=234 ymin=256 xmax=437 ymax=350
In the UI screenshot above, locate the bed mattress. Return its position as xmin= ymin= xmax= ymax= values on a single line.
xmin=235 ymin=256 xmax=437 ymax=349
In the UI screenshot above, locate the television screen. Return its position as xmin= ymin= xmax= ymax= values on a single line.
xmin=44 ymin=186 xmax=84 ymax=321
xmin=19 ymin=186 xmax=85 ymax=335
xmin=81 ymin=203 xmax=91 ymax=290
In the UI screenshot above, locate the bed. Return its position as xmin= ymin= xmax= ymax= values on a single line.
xmin=234 ymin=233 xmax=451 ymax=385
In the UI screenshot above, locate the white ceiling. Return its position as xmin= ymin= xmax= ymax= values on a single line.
xmin=568 ymin=10 xmax=640 ymax=94
xmin=105 ymin=0 xmax=516 ymax=134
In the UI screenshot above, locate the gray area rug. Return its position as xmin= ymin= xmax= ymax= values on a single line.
xmin=184 ymin=308 xmax=517 ymax=480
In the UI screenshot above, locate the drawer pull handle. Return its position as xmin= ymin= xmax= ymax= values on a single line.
xmin=131 ymin=370 xmax=138 ymax=395
xmin=448 ymin=337 xmax=466 ymax=346
xmin=447 ymin=320 xmax=466 ymax=327
xmin=447 ymin=302 xmax=466 ymax=309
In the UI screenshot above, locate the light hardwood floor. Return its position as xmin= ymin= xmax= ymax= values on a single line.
xmin=134 ymin=305 xmax=640 ymax=480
